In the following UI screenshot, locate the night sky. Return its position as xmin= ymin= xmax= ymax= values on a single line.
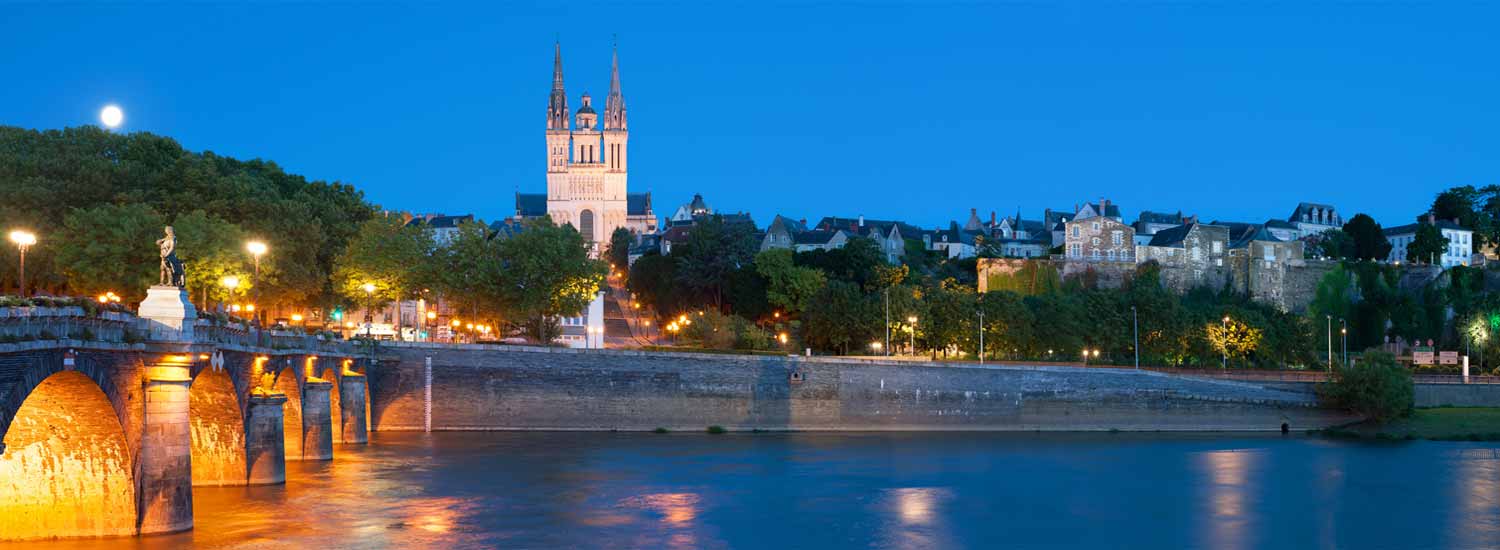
xmin=4 ymin=2 xmax=1498 ymax=229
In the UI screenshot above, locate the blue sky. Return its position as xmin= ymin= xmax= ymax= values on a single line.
xmin=3 ymin=2 xmax=1497 ymax=229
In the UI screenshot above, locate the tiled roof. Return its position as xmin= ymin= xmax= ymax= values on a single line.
xmin=1137 ymin=210 xmax=1183 ymax=225
xmin=1383 ymin=220 xmax=1468 ymax=235
xmin=793 ymin=229 xmax=843 ymax=245
xmin=406 ymin=214 xmax=474 ymax=229
xmin=488 ymin=219 xmax=527 ymax=240
xmin=1146 ymin=223 xmax=1195 ymax=247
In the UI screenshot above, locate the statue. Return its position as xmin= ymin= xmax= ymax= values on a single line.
xmin=157 ymin=226 xmax=186 ymax=287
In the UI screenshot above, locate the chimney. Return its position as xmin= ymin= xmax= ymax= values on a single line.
xmin=1101 ymin=198 xmax=1111 ymax=214
xmin=970 ymin=208 xmax=977 ymax=216
xmin=990 ymin=211 xmax=997 ymax=226
xmin=799 ymin=218 xmax=807 ymax=227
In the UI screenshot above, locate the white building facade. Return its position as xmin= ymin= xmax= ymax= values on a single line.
xmin=1384 ymin=219 xmax=1473 ymax=267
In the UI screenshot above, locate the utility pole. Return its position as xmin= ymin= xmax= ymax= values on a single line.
xmin=1341 ymin=318 xmax=1348 ymax=365
xmin=977 ymin=309 xmax=985 ymax=364
xmin=1326 ymin=315 xmax=1333 ymax=370
xmin=1132 ymin=306 xmax=1139 ymax=370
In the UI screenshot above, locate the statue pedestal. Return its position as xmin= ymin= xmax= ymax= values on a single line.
xmin=139 ymin=285 xmax=197 ymax=342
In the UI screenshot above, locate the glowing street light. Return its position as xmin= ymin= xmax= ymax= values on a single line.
xmin=9 ymin=230 xmax=36 ymax=298
xmin=99 ymin=105 xmax=124 ymax=129
xmin=907 ymin=316 xmax=918 ymax=357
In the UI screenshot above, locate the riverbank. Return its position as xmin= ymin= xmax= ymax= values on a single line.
xmin=1329 ymin=407 xmax=1500 ymax=441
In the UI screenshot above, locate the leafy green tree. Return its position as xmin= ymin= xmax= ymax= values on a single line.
xmin=171 ymin=210 xmax=249 ymax=308
xmin=1406 ymin=223 xmax=1450 ymax=264
xmin=797 ymin=236 xmax=887 ymax=289
xmin=976 ymin=291 xmax=1034 ymax=360
xmin=495 ymin=218 xmax=608 ymax=343
xmin=1307 ymin=228 xmax=1354 ymax=260
xmin=1308 ymin=263 xmax=1353 ymax=327
xmin=331 ymin=215 xmax=435 ymax=333
xmin=1318 ymin=351 xmax=1414 ymax=421
xmin=724 ymin=266 xmax=770 ymax=319
xmin=431 ymin=222 xmax=508 ymax=324
xmin=802 ymin=280 xmax=878 ymax=354
xmin=923 ymin=280 xmax=977 ymax=358
xmin=673 ymin=215 xmax=757 ymax=309
xmin=1206 ymin=317 xmax=1263 ymax=366
xmin=1341 ymin=214 xmax=1392 ymax=261
xmin=755 ymin=248 xmax=826 ymax=315
xmin=628 ymin=251 xmax=682 ymax=317
xmin=605 ymin=227 xmax=632 ymax=273
xmin=53 ymin=203 xmax=165 ymax=301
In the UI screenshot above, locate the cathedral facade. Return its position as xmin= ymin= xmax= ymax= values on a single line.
xmin=515 ymin=43 xmax=656 ymax=245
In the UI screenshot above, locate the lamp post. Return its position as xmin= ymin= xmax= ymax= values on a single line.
xmin=977 ymin=309 xmax=985 ymax=364
xmin=907 ymin=316 xmax=918 ymax=357
xmin=220 ymin=276 xmax=241 ymax=314
xmin=246 ymin=241 xmax=267 ymax=326
xmin=1132 ymin=305 xmax=1139 ymax=370
xmin=1326 ymin=315 xmax=1333 ymax=370
xmin=1221 ymin=315 xmax=1230 ymax=370
xmin=426 ymin=310 xmax=437 ymax=342
xmin=9 ymin=230 xmax=36 ymax=298
xmin=884 ymin=287 xmax=890 ymax=357
xmin=362 ymin=283 xmax=376 ymax=338
xmin=1340 ymin=318 xmax=1348 ymax=365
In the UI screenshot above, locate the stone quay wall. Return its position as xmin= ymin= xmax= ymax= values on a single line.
xmin=368 ymin=345 xmax=1360 ymax=433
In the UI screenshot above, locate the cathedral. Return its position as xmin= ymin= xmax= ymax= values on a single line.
xmin=515 ymin=43 xmax=657 ymax=245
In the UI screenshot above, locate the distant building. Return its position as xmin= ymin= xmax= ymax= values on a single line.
xmin=1288 ymin=202 xmax=1343 ymax=238
xmin=1064 ymin=211 xmax=1134 ymax=262
xmin=1384 ymin=215 xmax=1473 ymax=267
xmin=793 ymin=229 xmax=848 ymax=252
xmin=670 ymin=194 xmax=713 ymax=225
xmin=514 ymin=43 xmax=657 ymax=251
xmin=1136 ymin=221 xmax=1230 ymax=289
xmin=1073 ymin=199 xmax=1124 ymax=224
xmin=1133 ymin=210 xmax=1186 ymax=246
xmin=814 ymin=215 xmax=926 ymax=263
xmin=405 ymin=213 xmax=474 ymax=246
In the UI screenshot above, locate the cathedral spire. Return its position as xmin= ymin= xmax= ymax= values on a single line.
xmin=548 ymin=41 xmax=570 ymax=130
xmin=605 ymin=41 xmax=627 ymax=131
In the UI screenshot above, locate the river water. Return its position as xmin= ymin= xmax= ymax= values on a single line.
xmin=11 ymin=432 xmax=1500 ymax=550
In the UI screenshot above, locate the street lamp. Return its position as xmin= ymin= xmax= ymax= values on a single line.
xmin=870 ymin=341 xmax=883 ymax=354
xmin=362 ymin=283 xmax=376 ymax=338
xmin=1340 ymin=319 xmax=1348 ymax=365
xmin=976 ymin=309 xmax=985 ymax=364
xmin=907 ymin=316 xmax=918 ymax=357
xmin=246 ymin=241 xmax=267 ymax=325
xmin=1326 ymin=315 xmax=1333 ymax=370
xmin=221 ymin=276 xmax=241 ymax=314
xmin=9 ymin=230 xmax=36 ymax=298
xmin=1131 ymin=305 xmax=1139 ymax=370
xmin=1221 ymin=315 xmax=1230 ymax=370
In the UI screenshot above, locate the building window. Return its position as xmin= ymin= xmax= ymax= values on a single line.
xmin=1112 ymin=231 xmax=1122 ymax=245
xmin=1212 ymin=241 xmax=1223 ymax=254
xmin=1091 ymin=249 xmax=1101 ymax=260
xmin=1072 ymin=226 xmax=1081 ymax=238
xmin=1264 ymin=247 xmax=1275 ymax=261
xmin=1092 ymin=222 xmax=1100 ymax=231
xmin=1108 ymin=249 xmax=1116 ymax=260
xmin=1192 ymin=248 xmax=1202 ymax=261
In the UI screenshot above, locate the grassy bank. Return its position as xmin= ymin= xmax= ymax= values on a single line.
xmin=1327 ymin=407 xmax=1500 ymax=441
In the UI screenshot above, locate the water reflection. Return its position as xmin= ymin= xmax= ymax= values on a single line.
xmin=1449 ymin=448 xmax=1500 ymax=548
xmin=1197 ymin=448 xmax=1261 ymax=550
xmin=877 ymin=487 xmax=953 ymax=549
xmin=619 ymin=492 xmax=702 ymax=549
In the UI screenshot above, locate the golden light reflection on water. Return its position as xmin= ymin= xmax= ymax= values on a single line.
xmin=619 ymin=492 xmax=703 ymax=549
xmin=1198 ymin=449 xmax=1261 ymax=550
xmin=877 ymin=487 xmax=953 ymax=549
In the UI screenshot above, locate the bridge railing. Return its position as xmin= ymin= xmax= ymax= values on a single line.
xmin=0 ymin=305 xmax=359 ymax=355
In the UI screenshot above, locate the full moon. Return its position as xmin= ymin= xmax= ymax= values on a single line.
xmin=99 ymin=105 xmax=124 ymax=128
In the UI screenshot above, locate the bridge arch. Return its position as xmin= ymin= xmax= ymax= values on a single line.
xmin=0 ymin=369 xmax=136 ymax=540
xmin=319 ymin=365 xmax=343 ymax=443
xmin=272 ymin=364 xmax=305 ymax=460
xmin=188 ymin=367 xmax=248 ymax=486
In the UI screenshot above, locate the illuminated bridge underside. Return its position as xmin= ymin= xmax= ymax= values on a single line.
xmin=0 ymin=348 xmax=370 ymax=541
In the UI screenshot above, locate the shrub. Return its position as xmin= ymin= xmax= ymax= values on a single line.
xmin=1318 ymin=350 xmax=1414 ymax=422
xmin=706 ymin=425 xmax=727 ymax=434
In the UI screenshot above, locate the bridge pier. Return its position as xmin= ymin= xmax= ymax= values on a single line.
xmin=301 ymin=380 xmax=335 ymax=460
xmin=339 ymin=374 xmax=368 ymax=444
xmin=245 ymin=393 xmax=287 ymax=485
xmin=137 ymin=356 xmax=195 ymax=535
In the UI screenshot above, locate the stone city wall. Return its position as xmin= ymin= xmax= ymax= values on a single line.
xmin=369 ymin=345 xmax=1361 ymax=433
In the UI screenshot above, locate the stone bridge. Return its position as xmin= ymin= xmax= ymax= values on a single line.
xmin=0 ymin=338 xmax=372 ymax=541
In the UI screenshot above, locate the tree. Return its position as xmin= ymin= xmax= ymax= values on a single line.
xmin=673 ymin=215 xmax=757 ymax=309
xmin=331 ymin=215 xmax=434 ymax=335
xmin=1205 ymin=317 xmax=1263 ymax=366
xmin=802 ymin=280 xmax=878 ymax=354
xmin=1341 ymin=214 xmax=1392 ymax=261
xmin=628 ymin=251 xmax=681 ymax=316
xmin=495 ymin=218 xmax=608 ymax=343
xmin=1406 ymin=223 xmax=1451 ymax=264
xmin=1308 ymin=264 xmax=1353 ymax=328
xmin=53 ymin=203 xmax=165 ymax=301
xmin=1431 ymin=186 xmax=1490 ymax=247
xmin=605 ymin=227 xmax=632 ymax=274
xmin=976 ymin=291 xmax=1034 ymax=359
xmin=1318 ymin=351 xmax=1414 ymax=421
xmin=171 ymin=210 xmax=249 ymax=308
xmin=431 ymin=222 xmax=508 ymax=324
xmin=1306 ymin=228 xmax=1354 ymax=260
xmin=923 ymin=279 xmax=977 ymax=358
xmin=755 ymin=248 xmax=826 ymax=315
